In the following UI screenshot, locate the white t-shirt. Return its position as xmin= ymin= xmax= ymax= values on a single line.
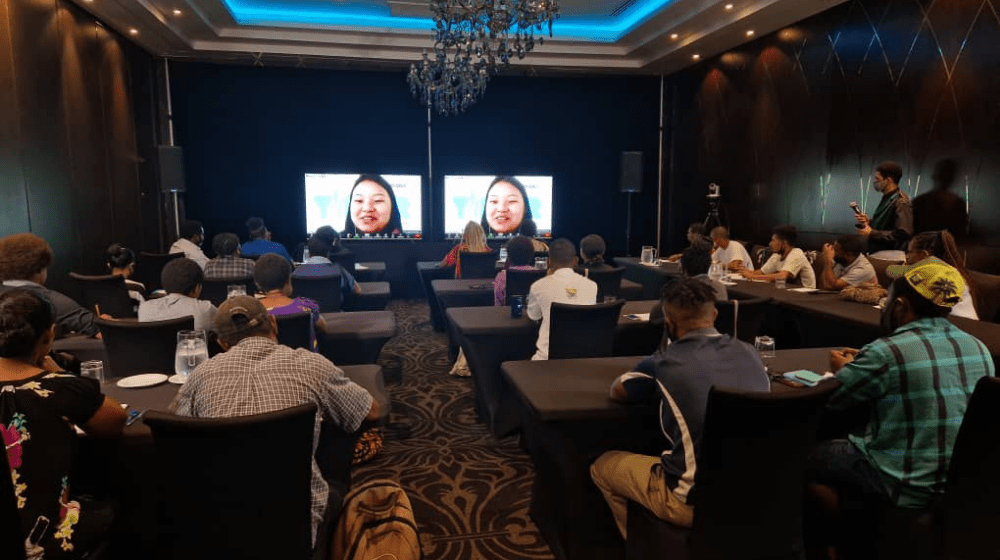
xmin=526 ymin=268 xmax=598 ymax=360
xmin=713 ymin=241 xmax=754 ymax=270
xmin=169 ymin=238 xmax=210 ymax=270
xmin=951 ymin=284 xmax=978 ymax=320
xmin=832 ymin=255 xmax=877 ymax=287
xmin=761 ymin=248 xmax=816 ymax=289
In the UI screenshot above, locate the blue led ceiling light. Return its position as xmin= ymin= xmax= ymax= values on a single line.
xmin=221 ymin=0 xmax=676 ymax=42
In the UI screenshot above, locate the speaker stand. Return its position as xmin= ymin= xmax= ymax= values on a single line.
xmin=625 ymin=191 xmax=633 ymax=256
xmin=703 ymin=195 xmax=724 ymax=231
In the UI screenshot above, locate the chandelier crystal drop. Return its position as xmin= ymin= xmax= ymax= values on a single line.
xmin=407 ymin=0 xmax=560 ymax=115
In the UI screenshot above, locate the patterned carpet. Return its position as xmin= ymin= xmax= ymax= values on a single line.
xmin=352 ymin=299 xmax=555 ymax=560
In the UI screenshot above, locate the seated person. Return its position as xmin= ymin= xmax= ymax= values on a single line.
xmin=241 ymin=217 xmax=293 ymax=262
xmin=520 ymin=220 xmax=550 ymax=253
xmin=905 ymin=230 xmax=978 ymax=320
xmin=256 ymin=253 xmax=327 ymax=351
xmin=105 ymin=243 xmax=145 ymax=311
xmin=314 ymin=226 xmax=356 ymax=265
xmin=806 ymin=258 xmax=994 ymax=557
xmin=710 ymin=226 xmax=754 ymax=271
xmin=526 ymin=238 xmax=598 ymax=360
xmin=138 ymin=257 xmax=217 ymax=331
xmin=204 ymin=232 xmax=255 ymax=280
xmin=169 ymin=296 xmax=379 ymax=549
xmin=0 ymin=233 xmax=100 ymax=338
xmin=739 ymin=225 xmax=816 ymax=288
xmin=666 ymin=223 xmax=709 ymax=262
xmin=578 ymin=234 xmax=611 ymax=271
xmin=494 ymin=235 xmax=538 ymax=307
xmin=168 ymin=220 xmax=210 ymax=269
xmin=292 ymin=231 xmax=360 ymax=303
xmin=680 ymin=243 xmax=728 ymax=301
xmin=817 ymin=234 xmax=876 ymax=291
xmin=0 ymin=289 xmax=127 ymax=558
xmin=440 ymin=221 xmax=491 ymax=279
xmin=590 ymin=279 xmax=769 ymax=538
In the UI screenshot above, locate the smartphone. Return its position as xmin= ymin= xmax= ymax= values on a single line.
xmin=783 ymin=370 xmax=827 ymax=387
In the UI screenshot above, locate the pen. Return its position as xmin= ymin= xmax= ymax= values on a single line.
xmin=125 ymin=409 xmax=145 ymax=427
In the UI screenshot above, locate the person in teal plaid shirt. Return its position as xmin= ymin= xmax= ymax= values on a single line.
xmin=807 ymin=257 xmax=994 ymax=558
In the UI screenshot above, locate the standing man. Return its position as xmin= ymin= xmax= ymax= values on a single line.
xmin=710 ymin=227 xmax=754 ymax=271
xmin=817 ymin=235 xmax=876 ymax=291
xmin=590 ymin=279 xmax=769 ymax=538
xmin=739 ymin=225 xmax=816 ymax=288
xmin=526 ymin=238 xmax=597 ymax=360
xmin=169 ymin=220 xmax=210 ymax=269
xmin=856 ymin=161 xmax=913 ymax=257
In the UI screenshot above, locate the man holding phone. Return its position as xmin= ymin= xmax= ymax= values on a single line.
xmin=854 ymin=161 xmax=913 ymax=257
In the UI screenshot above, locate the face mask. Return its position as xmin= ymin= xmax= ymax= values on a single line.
xmin=873 ymin=178 xmax=885 ymax=193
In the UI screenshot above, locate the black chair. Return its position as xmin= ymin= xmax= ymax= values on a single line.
xmin=275 ymin=311 xmax=314 ymax=350
xmin=144 ymin=404 xmax=316 ymax=560
xmin=200 ymin=276 xmax=256 ymax=306
xmin=69 ymin=272 xmax=136 ymax=318
xmin=135 ymin=252 xmax=183 ymax=293
xmin=458 ymin=251 xmax=498 ymax=279
xmin=938 ymin=376 xmax=1000 ymax=560
xmin=714 ymin=297 xmax=770 ymax=343
xmin=505 ymin=268 xmax=545 ymax=305
xmin=626 ymin=381 xmax=839 ymax=560
xmin=548 ymin=299 xmax=626 ymax=359
xmin=291 ymin=272 xmax=343 ymax=312
xmin=95 ymin=316 xmax=193 ymax=378
xmin=327 ymin=251 xmax=357 ymax=273
xmin=0 ymin=431 xmax=24 ymax=560
xmin=580 ymin=266 xmax=626 ymax=301
xmin=966 ymin=269 xmax=1000 ymax=323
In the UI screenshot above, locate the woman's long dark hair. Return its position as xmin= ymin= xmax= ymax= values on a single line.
xmin=480 ymin=176 xmax=536 ymax=236
xmin=0 ymin=289 xmax=54 ymax=359
xmin=343 ymin=174 xmax=404 ymax=236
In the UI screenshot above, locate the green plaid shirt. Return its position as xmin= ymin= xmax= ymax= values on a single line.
xmin=829 ymin=317 xmax=994 ymax=508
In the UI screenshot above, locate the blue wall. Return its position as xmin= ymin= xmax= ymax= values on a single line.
xmin=168 ymin=62 xmax=662 ymax=258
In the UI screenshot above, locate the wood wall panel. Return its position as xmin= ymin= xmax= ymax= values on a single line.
xmin=0 ymin=4 xmax=29 ymax=234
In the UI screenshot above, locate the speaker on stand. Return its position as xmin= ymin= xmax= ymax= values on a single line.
xmin=620 ymin=152 xmax=643 ymax=256
xmin=158 ymin=146 xmax=186 ymax=241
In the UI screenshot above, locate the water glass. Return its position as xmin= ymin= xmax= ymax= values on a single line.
xmin=227 ymin=284 xmax=247 ymax=299
xmin=641 ymin=246 xmax=657 ymax=264
xmin=80 ymin=360 xmax=105 ymax=383
xmin=175 ymin=330 xmax=209 ymax=379
xmin=774 ymin=278 xmax=786 ymax=290
xmin=535 ymin=257 xmax=548 ymax=271
xmin=498 ymin=247 xmax=508 ymax=262
xmin=755 ymin=336 xmax=776 ymax=358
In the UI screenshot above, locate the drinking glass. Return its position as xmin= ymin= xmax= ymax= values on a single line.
xmin=175 ymin=330 xmax=209 ymax=379
xmin=80 ymin=360 xmax=105 ymax=383
xmin=754 ymin=336 xmax=776 ymax=358
xmin=499 ymin=247 xmax=508 ymax=262
xmin=641 ymin=246 xmax=657 ymax=264
xmin=227 ymin=284 xmax=247 ymax=299
xmin=535 ymin=257 xmax=548 ymax=271
xmin=774 ymin=278 xmax=786 ymax=290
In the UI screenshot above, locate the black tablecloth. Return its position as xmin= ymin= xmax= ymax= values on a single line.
xmin=418 ymin=261 xmax=454 ymax=331
xmin=432 ymin=278 xmax=496 ymax=309
xmin=447 ymin=300 xmax=663 ymax=436
xmin=614 ymin=257 xmax=682 ymax=299
xmin=319 ymin=310 xmax=397 ymax=365
xmin=501 ymin=348 xmax=834 ymax=560
xmin=353 ymin=261 xmax=386 ymax=282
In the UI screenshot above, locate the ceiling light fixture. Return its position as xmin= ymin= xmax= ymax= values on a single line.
xmin=725 ymin=3 xmax=734 ymax=9
xmin=173 ymin=9 xmax=182 ymax=15
xmin=746 ymin=30 xmax=754 ymax=36
xmin=408 ymin=0 xmax=561 ymax=115
xmin=670 ymin=33 xmax=678 ymax=39
xmin=692 ymin=54 xmax=700 ymax=60
xmin=129 ymin=28 xmax=138 ymax=35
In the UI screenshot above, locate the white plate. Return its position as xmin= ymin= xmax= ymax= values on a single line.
xmin=116 ymin=374 xmax=168 ymax=388
xmin=168 ymin=374 xmax=187 ymax=385
xmin=789 ymin=287 xmax=818 ymax=293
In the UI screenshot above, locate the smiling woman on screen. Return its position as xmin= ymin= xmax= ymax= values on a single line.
xmin=343 ymin=174 xmax=403 ymax=236
xmin=480 ymin=176 xmax=536 ymax=236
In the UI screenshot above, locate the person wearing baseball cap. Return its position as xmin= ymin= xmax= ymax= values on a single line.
xmin=805 ymin=257 xmax=994 ymax=558
xmin=169 ymin=295 xmax=379 ymax=549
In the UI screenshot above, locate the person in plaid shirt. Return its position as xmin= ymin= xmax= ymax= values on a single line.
xmin=807 ymin=257 xmax=994 ymax=557
xmin=204 ymin=232 xmax=255 ymax=280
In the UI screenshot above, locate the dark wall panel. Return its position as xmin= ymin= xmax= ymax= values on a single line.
xmin=664 ymin=0 xmax=1000 ymax=250
xmin=0 ymin=5 xmax=29 ymax=234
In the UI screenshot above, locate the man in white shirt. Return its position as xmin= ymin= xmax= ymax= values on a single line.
xmin=710 ymin=227 xmax=754 ymax=271
xmin=526 ymin=238 xmax=598 ymax=360
xmin=168 ymin=220 xmax=210 ymax=269
xmin=740 ymin=225 xmax=816 ymax=288
xmin=817 ymin=235 xmax=877 ymax=290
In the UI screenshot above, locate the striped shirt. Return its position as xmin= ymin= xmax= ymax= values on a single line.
xmin=829 ymin=317 xmax=995 ymax=507
xmin=204 ymin=256 xmax=255 ymax=280
xmin=617 ymin=328 xmax=769 ymax=504
xmin=169 ymin=337 xmax=373 ymax=543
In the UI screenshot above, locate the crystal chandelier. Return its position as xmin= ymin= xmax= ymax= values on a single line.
xmin=407 ymin=0 xmax=560 ymax=115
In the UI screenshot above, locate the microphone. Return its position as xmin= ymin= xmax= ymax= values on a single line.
xmin=850 ymin=202 xmax=865 ymax=229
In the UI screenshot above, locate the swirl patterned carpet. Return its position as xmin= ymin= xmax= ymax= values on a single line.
xmin=351 ymin=299 xmax=555 ymax=560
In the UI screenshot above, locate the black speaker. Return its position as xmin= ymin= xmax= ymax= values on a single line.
xmin=158 ymin=145 xmax=186 ymax=193
xmin=620 ymin=151 xmax=643 ymax=193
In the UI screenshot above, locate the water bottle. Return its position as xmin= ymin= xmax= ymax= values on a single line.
xmin=302 ymin=245 xmax=310 ymax=263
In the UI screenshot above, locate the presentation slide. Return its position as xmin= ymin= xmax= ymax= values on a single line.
xmin=444 ymin=175 xmax=553 ymax=237
xmin=304 ymin=174 xmax=423 ymax=238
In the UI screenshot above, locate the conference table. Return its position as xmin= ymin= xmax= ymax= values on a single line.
xmin=417 ymin=261 xmax=454 ymax=331
xmin=88 ymin=364 xmax=387 ymax=556
xmin=501 ymin=348 xmax=836 ymax=560
xmin=614 ymin=256 xmax=682 ymax=299
xmin=724 ymin=277 xmax=1000 ymax=363
xmin=446 ymin=300 xmax=664 ymax=436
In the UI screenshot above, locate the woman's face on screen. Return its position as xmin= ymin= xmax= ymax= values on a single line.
xmin=351 ymin=180 xmax=392 ymax=233
xmin=486 ymin=181 xmax=525 ymax=234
